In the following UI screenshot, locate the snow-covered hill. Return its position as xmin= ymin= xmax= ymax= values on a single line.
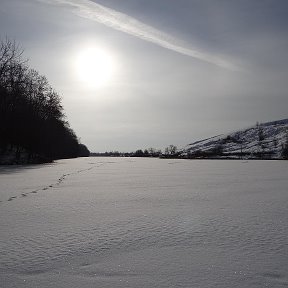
xmin=183 ymin=119 xmax=288 ymax=159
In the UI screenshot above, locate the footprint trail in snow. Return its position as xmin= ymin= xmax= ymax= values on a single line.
xmin=4 ymin=162 xmax=108 ymax=203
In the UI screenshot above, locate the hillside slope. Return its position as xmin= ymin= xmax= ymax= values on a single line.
xmin=183 ymin=119 xmax=288 ymax=159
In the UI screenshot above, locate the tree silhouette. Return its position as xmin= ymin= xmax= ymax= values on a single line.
xmin=164 ymin=145 xmax=177 ymax=156
xmin=0 ymin=38 xmax=89 ymax=163
xmin=282 ymin=131 xmax=288 ymax=159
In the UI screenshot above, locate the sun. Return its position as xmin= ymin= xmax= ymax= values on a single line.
xmin=75 ymin=46 xmax=116 ymax=88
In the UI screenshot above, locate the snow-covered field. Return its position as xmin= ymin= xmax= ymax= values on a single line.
xmin=0 ymin=157 xmax=288 ymax=288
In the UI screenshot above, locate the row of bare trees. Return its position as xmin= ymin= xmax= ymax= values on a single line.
xmin=0 ymin=38 xmax=89 ymax=163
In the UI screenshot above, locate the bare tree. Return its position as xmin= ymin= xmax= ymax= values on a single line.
xmin=282 ymin=130 xmax=288 ymax=159
xmin=0 ymin=37 xmax=26 ymax=87
xmin=165 ymin=145 xmax=177 ymax=156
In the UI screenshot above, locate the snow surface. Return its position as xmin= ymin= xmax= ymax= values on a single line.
xmin=0 ymin=157 xmax=288 ymax=287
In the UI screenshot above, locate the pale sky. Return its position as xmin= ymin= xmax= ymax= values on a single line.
xmin=1 ymin=0 xmax=287 ymax=152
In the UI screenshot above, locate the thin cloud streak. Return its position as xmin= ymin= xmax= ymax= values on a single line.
xmin=38 ymin=0 xmax=238 ymax=70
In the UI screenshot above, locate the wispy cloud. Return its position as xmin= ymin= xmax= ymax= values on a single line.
xmin=38 ymin=0 xmax=238 ymax=70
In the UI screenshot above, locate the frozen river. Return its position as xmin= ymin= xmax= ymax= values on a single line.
xmin=0 ymin=157 xmax=288 ymax=287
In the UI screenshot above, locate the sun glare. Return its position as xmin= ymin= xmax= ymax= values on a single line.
xmin=76 ymin=46 xmax=116 ymax=88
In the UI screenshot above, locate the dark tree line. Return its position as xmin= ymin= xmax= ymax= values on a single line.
xmin=0 ymin=38 xmax=89 ymax=163
xmin=91 ymin=146 xmax=178 ymax=158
